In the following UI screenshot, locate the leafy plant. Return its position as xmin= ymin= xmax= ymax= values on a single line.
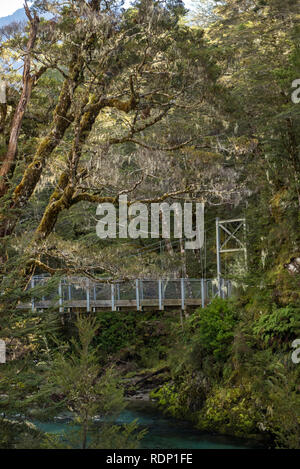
xmin=188 ymin=299 xmax=238 ymax=361
xmin=253 ymin=305 xmax=300 ymax=348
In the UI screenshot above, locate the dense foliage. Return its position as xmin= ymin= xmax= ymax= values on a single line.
xmin=0 ymin=0 xmax=299 ymax=449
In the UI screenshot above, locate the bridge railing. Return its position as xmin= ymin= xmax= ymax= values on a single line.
xmin=24 ymin=276 xmax=233 ymax=312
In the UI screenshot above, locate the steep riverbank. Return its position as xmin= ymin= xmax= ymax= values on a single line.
xmin=95 ymin=298 xmax=299 ymax=448
xmin=121 ymin=368 xmax=271 ymax=446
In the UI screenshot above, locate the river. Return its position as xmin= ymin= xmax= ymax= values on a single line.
xmin=35 ymin=400 xmax=260 ymax=449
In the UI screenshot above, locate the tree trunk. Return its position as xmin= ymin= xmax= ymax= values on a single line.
xmin=0 ymin=5 xmax=39 ymax=197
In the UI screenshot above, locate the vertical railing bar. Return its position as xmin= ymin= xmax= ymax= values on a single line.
xmin=31 ymin=277 xmax=35 ymax=312
xmin=181 ymin=278 xmax=185 ymax=311
xmin=86 ymin=279 xmax=90 ymax=312
xmin=67 ymin=282 xmax=71 ymax=314
xmin=58 ymin=280 xmax=63 ymax=313
xmin=216 ymin=217 xmax=221 ymax=297
xmin=158 ymin=279 xmax=163 ymax=310
xmin=201 ymin=278 xmax=205 ymax=308
xmin=111 ymin=283 xmax=116 ymax=311
xmin=221 ymin=278 xmax=224 ymax=299
xmin=136 ymin=279 xmax=140 ymax=311
xmin=92 ymin=284 xmax=96 ymax=312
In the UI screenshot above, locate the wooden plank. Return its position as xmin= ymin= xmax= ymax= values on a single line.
xmin=114 ymin=300 xmax=137 ymax=307
xmin=140 ymin=299 xmax=159 ymax=307
xmin=35 ymin=301 xmax=55 ymax=308
xmin=163 ymin=299 xmax=181 ymax=306
xmin=185 ymin=299 xmax=202 ymax=305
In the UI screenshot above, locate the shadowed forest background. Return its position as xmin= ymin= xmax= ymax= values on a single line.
xmin=0 ymin=0 xmax=300 ymax=449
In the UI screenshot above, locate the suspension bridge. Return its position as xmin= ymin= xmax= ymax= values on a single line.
xmin=18 ymin=276 xmax=234 ymax=312
xmin=17 ymin=218 xmax=246 ymax=313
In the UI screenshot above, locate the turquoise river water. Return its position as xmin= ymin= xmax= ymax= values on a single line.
xmin=35 ymin=400 xmax=262 ymax=449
